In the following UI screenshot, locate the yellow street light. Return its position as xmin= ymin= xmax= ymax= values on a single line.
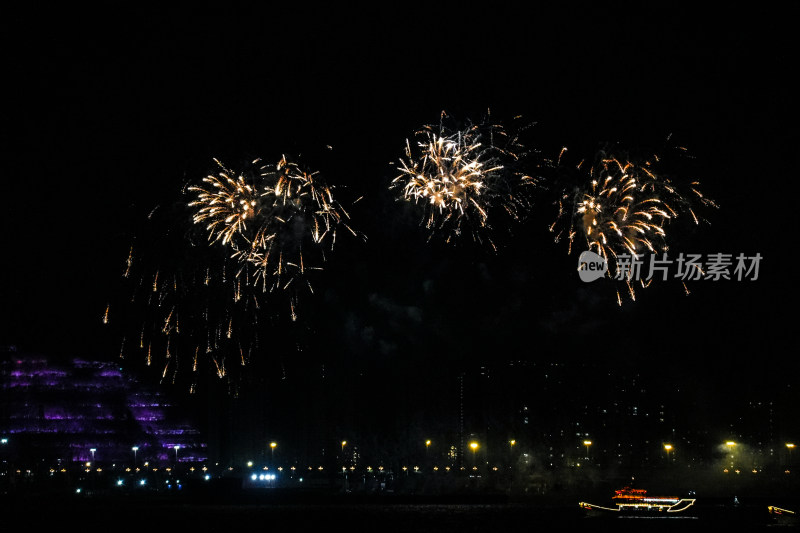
xmin=469 ymin=441 xmax=478 ymax=466
xmin=469 ymin=441 xmax=479 ymax=464
xmin=583 ymin=440 xmax=592 ymax=459
xmin=269 ymin=442 xmax=277 ymax=464
xmin=726 ymin=441 xmax=736 ymax=467
xmin=664 ymin=444 xmax=673 ymax=461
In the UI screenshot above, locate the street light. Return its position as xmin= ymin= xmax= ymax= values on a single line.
xmin=583 ymin=441 xmax=592 ymax=460
xmin=90 ymin=448 xmax=96 ymax=464
xmin=469 ymin=441 xmax=479 ymax=466
xmin=726 ymin=441 xmax=736 ymax=467
xmin=787 ymin=443 xmax=795 ymax=463
xmin=174 ymin=445 xmax=180 ymax=464
xmin=132 ymin=446 xmax=138 ymax=467
xmin=507 ymin=439 xmax=517 ymax=491
xmin=270 ymin=442 xmax=277 ymax=464
xmin=664 ymin=444 xmax=673 ymax=462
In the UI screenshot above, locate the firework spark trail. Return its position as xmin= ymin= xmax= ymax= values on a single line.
xmin=391 ymin=113 xmax=538 ymax=249
xmin=549 ymin=146 xmax=717 ymax=303
xmin=122 ymin=246 xmax=266 ymax=392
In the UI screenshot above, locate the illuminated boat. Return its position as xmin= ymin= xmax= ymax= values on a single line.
xmin=767 ymin=506 xmax=797 ymax=526
xmin=579 ymin=487 xmax=696 ymax=516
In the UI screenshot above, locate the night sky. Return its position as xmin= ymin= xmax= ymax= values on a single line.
xmin=1 ymin=7 xmax=795 ymax=409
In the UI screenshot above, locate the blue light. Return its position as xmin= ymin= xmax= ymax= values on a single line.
xmin=251 ymin=474 xmax=257 ymax=481
xmin=139 ymin=479 xmax=146 ymax=486
xmin=116 ymin=479 xmax=124 ymax=486
xmin=204 ymin=474 xmax=210 ymax=481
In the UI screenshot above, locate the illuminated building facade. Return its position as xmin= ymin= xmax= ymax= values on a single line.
xmin=0 ymin=354 xmax=206 ymax=465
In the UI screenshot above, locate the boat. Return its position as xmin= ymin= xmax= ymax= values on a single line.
xmin=767 ymin=505 xmax=797 ymax=526
xmin=579 ymin=486 xmax=696 ymax=516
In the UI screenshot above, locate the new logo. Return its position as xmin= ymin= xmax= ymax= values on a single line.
xmin=578 ymin=251 xmax=607 ymax=282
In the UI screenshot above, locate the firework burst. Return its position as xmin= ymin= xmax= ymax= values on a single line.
xmin=189 ymin=156 xmax=361 ymax=307
xmin=549 ymin=144 xmax=717 ymax=302
xmin=107 ymin=154 xmax=362 ymax=393
xmin=186 ymin=158 xmax=267 ymax=251
xmin=391 ymin=113 xmax=537 ymax=249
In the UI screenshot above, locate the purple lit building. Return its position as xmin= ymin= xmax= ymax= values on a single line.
xmin=0 ymin=354 xmax=206 ymax=465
